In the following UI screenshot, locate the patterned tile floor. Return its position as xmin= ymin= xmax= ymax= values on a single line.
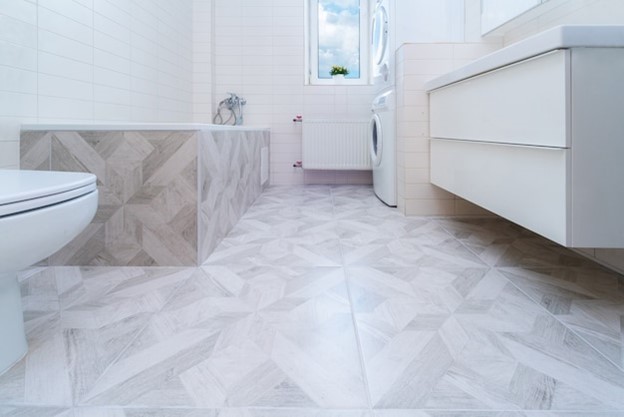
xmin=2 ymin=186 xmax=624 ymax=417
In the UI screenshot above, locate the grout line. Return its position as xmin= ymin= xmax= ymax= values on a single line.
xmin=330 ymin=186 xmax=376 ymax=415
xmin=434 ymin=219 xmax=624 ymax=373
xmin=500 ymin=266 xmax=624 ymax=374
xmin=70 ymin=266 xmax=197 ymax=407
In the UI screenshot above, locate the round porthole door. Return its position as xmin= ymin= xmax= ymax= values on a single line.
xmin=370 ymin=113 xmax=383 ymax=167
xmin=371 ymin=5 xmax=389 ymax=66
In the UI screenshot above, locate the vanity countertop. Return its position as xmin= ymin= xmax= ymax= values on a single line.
xmin=425 ymin=25 xmax=624 ymax=91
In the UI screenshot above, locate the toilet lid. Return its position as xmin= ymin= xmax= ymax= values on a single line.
xmin=0 ymin=170 xmax=97 ymax=217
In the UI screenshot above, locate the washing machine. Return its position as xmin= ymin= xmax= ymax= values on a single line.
xmin=370 ymin=90 xmax=396 ymax=207
xmin=371 ymin=0 xmax=394 ymax=90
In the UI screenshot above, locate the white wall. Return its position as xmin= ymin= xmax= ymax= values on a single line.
xmin=207 ymin=0 xmax=375 ymax=185
xmin=395 ymin=41 xmax=501 ymax=216
xmin=193 ymin=0 xmax=212 ymax=123
xmin=481 ymin=0 xmax=541 ymax=34
xmin=0 ymin=0 xmax=194 ymax=168
xmin=490 ymin=0 xmax=624 ymax=45
xmin=397 ymin=0 xmax=465 ymax=44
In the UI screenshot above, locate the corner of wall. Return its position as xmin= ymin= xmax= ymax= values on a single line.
xmin=394 ymin=41 xmax=500 ymax=217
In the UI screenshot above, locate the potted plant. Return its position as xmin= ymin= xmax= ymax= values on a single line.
xmin=330 ymin=65 xmax=349 ymax=81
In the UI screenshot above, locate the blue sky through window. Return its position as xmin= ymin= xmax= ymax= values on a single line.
xmin=317 ymin=0 xmax=361 ymax=79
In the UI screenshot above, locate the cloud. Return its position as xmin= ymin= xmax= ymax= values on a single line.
xmin=317 ymin=0 xmax=361 ymax=78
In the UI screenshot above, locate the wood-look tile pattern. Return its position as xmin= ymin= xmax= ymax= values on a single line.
xmin=500 ymin=266 xmax=624 ymax=370
xmin=20 ymin=131 xmax=51 ymax=171
xmin=375 ymin=412 xmax=624 ymax=417
xmin=198 ymin=130 xmax=270 ymax=263
xmin=437 ymin=218 xmax=596 ymax=268
xmin=0 ymin=407 xmax=71 ymax=417
xmin=349 ymin=266 xmax=624 ymax=410
xmin=20 ymin=130 xmax=198 ymax=266
xmin=80 ymin=266 xmax=367 ymax=408
xmin=2 ymin=186 xmax=624 ymax=415
xmin=0 ymin=267 xmax=195 ymax=407
xmin=19 ymin=129 xmax=269 ymax=266
xmin=70 ymin=409 xmax=371 ymax=417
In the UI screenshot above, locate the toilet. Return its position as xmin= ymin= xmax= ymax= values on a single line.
xmin=0 ymin=170 xmax=98 ymax=375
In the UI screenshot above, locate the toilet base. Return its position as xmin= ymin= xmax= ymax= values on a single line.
xmin=0 ymin=272 xmax=28 ymax=376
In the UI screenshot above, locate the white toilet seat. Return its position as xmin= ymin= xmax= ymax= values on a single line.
xmin=0 ymin=169 xmax=99 ymax=376
xmin=0 ymin=170 xmax=97 ymax=217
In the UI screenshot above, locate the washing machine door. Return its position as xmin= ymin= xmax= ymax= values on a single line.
xmin=369 ymin=113 xmax=383 ymax=167
xmin=371 ymin=4 xmax=389 ymax=66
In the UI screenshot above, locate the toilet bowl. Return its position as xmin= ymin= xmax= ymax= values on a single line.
xmin=0 ymin=170 xmax=98 ymax=375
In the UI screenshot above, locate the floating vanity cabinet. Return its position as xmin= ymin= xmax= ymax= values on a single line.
xmin=425 ymin=26 xmax=624 ymax=248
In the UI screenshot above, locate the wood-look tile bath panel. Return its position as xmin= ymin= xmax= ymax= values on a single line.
xmin=47 ymin=131 xmax=198 ymax=266
xmin=198 ymin=129 xmax=270 ymax=263
xmin=20 ymin=131 xmax=51 ymax=171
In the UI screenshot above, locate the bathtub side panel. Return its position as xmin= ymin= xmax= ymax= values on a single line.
xmin=198 ymin=129 xmax=270 ymax=263
xmin=20 ymin=130 xmax=199 ymax=267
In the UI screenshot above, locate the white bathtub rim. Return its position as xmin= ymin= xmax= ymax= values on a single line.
xmin=21 ymin=123 xmax=270 ymax=132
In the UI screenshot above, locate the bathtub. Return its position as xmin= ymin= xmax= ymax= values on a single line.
xmin=20 ymin=123 xmax=270 ymax=266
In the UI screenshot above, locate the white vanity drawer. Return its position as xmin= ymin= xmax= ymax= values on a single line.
xmin=430 ymin=50 xmax=569 ymax=148
xmin=431 ymin=138 xmax=569 ymax=244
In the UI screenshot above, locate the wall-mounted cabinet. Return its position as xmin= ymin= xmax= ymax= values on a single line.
xmin=426 ymin=26 xmax=624 ymax=248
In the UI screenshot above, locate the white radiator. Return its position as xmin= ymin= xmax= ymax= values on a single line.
xmin=302 ymin=120 xmax=372 ymax=170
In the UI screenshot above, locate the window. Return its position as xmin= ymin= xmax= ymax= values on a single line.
xmin=306 ymin=0 xmax=369 ymax=85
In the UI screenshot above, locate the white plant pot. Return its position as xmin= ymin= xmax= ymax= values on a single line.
xmin=332 ymin=74 xmax=345 ymax=83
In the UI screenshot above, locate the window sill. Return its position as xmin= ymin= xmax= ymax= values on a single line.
xmin=306 ymin=78 xmax=371 ymax=86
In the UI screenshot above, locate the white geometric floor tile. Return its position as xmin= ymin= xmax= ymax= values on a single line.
xmin=341 ymin=237 xmax=487 ymax=268
xmin=0 ymin=268 xmax=195 ymax=407
xmin=205 ymin=235 xmax=343 ymax=267
xmin=348 ymin=266 xmax=624 ymax=410
xmin=70 ymin=409 xmax=372 ymax=417
xmin=230 ymin=211 xmax=338 ymax=240
xmin=3 ymin=185 xmax=624 ymax=415
xmin=437 ymin=219 xmax=596 ymax=268
xmin=76 ymin=266 xmax=368 ymax=409
xmin=500 ymin=266 xmax=624 ymax=370
xmin=337 ymin=216 xmax=448 ymax=240
xmin=0 ymin=407 xmax=72 ymax=417
xmin=375 ymin=411 xmax=624 ymax=417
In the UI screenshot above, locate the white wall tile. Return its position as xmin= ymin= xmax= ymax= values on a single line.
xmin=38 ymin=96 xmax=94 ymax=120
xmin=39 ymin=73 xmax=93 ymax=101
xmin=38 ymin=30 xmax=93 ymax=63
xmin=0 ymin=91 xmax=37 ymax=118
xmin=0 ymin=140 xmax=19 ymax=168
xmin=38 ymin=0 xmax=91 ymax=25
xmin=38 ymin=7 xmax=93 ymax=44
xmin=199 ymin=0 xmax=375 ymax=185
xmin=39 ymin=52 xmax=93 ymax=82
xmin=0 ymin=40 xmax=37 ymax=71
xmin=0 ymin=0 xmax=37 ymax=26
xmin=0 ymin=118 xmax=20 ymax=142
xmin=0 ymin=15 xmax=37 ymax=48
xmin=0 ymin=0 xmax=194 ymax=167
xmin=0 ymin=66 xmax=37 ymax=94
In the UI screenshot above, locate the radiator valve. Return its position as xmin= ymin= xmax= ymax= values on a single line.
xmin=292 ymin=160 xmax=302 ymax=168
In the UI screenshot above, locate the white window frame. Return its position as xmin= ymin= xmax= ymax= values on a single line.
xmin=305 ymin=0 xmax=370 ymax=85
